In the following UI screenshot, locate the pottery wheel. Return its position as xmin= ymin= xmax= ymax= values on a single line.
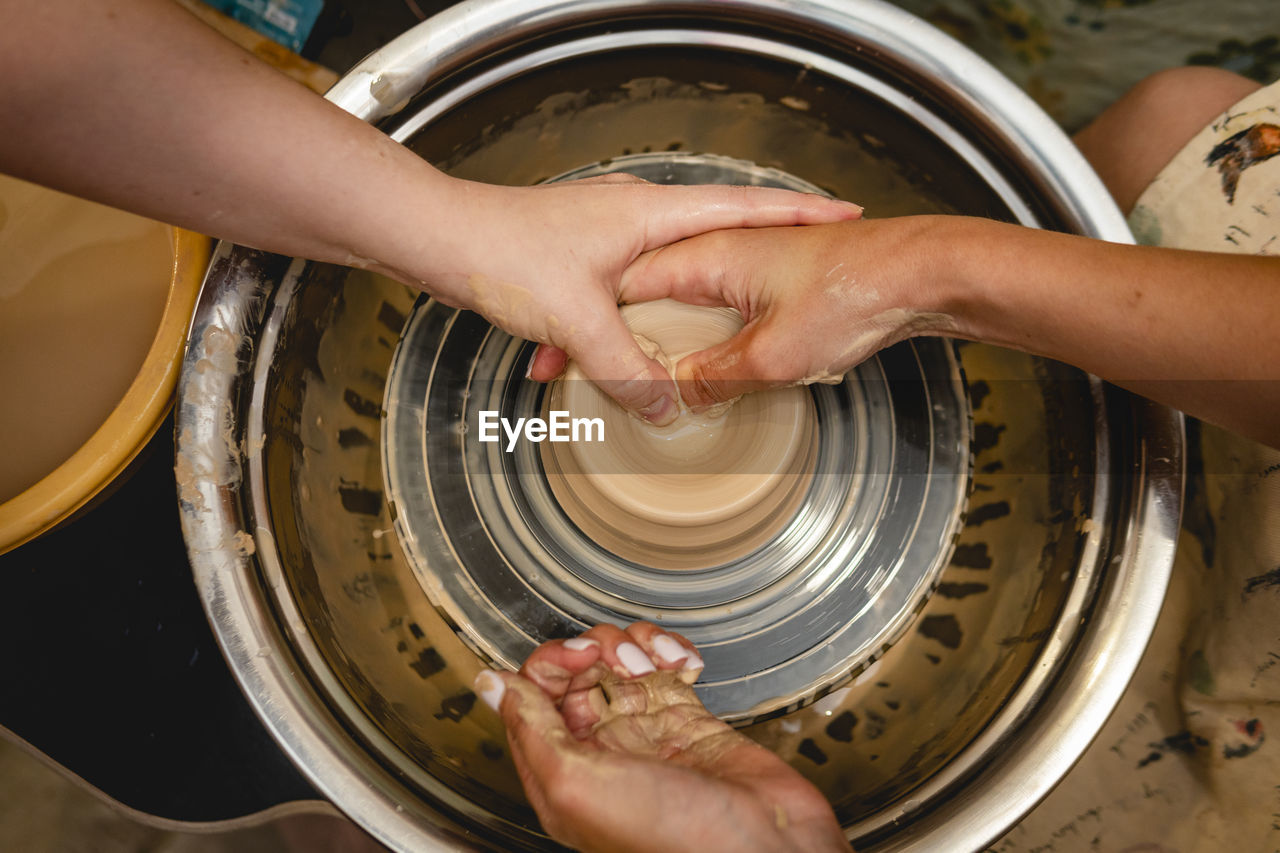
xmin=382 ymin=153 xmax=972 ymax=720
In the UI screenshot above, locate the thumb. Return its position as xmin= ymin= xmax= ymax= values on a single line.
xmin=674 ymin=321 xmax=780 ymax=410
xmin=566 ymin=311 xmax=679 ymax=425
xmin=497 ymin=673 xmax=576 ymax=762
xmin=491 ymin=673 xmax=587 ymax=844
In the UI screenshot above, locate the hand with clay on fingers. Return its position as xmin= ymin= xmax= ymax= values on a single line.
xmin=473 ymin=622 xmax=853 ymax=853
xmin=523 ymin=216 xmax=949 ymax=411
xmin=413 ymin=175 xmax=862 ymax=424
xmin=604 ymin=217 xmax=957 ymax=411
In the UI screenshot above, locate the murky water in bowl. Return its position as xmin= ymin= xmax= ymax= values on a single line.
xmin=0 ymin=175 xmax=171 ymax=501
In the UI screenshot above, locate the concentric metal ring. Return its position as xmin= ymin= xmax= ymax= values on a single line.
xmin=382 ymin=154 xmax=972 ymax=720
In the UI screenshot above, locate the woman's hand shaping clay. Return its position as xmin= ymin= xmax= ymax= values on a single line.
xmin=399 ymin=174 xmax=863 ymax=425
xmin=475 ymin=622 xmax=852 ymax=853
xmin=611 ymin=218 xmax=955 ymax=410
xmin=611 ymin=215 xmax=1280 ymax=446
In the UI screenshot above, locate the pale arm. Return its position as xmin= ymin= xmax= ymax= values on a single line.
xmin=0 ymin=0 xmax=859 ymax=422
xmin=0 ymin=0 xmax=432 ymax=273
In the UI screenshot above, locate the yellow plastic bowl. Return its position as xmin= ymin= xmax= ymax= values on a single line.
xmin=0 ymin=178 xmax=209 ymax=555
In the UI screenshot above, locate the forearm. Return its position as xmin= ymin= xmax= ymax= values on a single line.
xmin=932 ymin=217 xmax=1280 ymax=445
xmin=0 ymin=0 xmax=455 ymax=281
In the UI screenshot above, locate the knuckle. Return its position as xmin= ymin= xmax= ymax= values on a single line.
xmin=609 ymin=372 xmax=661 ymax=409
xmin=695 ymin=372 xmax=727 ymax=404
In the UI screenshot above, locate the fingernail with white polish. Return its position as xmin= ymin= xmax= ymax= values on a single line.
xmin=524 ymin=357 xmax=536 ymax=380
xmin=563 ymin=637 xmax=600 ymax=652
xmin=652 ymin=634 xmax=690 ymax=665
xmin=616 ymin=642 xmax=657 ymax=676
xmin=677 ymin=650 xmax=705 ymax=685
xmin=474 ymin=670 xmax=506 ymax=711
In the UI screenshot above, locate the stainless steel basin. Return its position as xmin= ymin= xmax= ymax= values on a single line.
xmin=176 ymin=2 xmax=1182 ymax=850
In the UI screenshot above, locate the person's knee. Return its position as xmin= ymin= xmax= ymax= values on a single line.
xmin=1074 ymin=66 xmax=1262 ymax=212
xmin=1119 ymin=66 xmax=1260 ymax=132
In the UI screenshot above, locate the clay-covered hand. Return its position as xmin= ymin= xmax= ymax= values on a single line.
xmin=422 ymin=175 xmax=861 ymax=423
xmin=473 ymin=622 xmax=852 ymax=853
xmin=603 ymin=217 xmax=956 ymax=410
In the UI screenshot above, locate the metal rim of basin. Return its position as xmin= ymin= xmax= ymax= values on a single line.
xmin=175 ymin=2 xmax=1182 ymax=850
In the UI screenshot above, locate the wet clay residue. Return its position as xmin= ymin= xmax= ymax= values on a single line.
xmin=584 ymin=670 xmax=743 ymax=766
xmin=542 ymin=299 xmax=817 ymax=569
xmin=436 ymin=78 xmax=959 ymax=218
